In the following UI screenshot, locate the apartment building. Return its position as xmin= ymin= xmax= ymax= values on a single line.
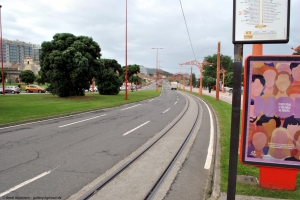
xmin=0 ymin=38 xmax=41 ymax=69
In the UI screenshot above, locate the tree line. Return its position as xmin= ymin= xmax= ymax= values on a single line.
xmin=15 ymin=33 xmax=143 ymax=97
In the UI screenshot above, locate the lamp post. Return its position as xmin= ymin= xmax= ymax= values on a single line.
xmin=180 ymin=60 xmax=213 ymax=95
xmin=151 ymin=47 xmax=163 ymax=92
xmin=125 ymin=0 xmax=128 ymax=100
xmin=220 ymin=68 xmax=227 ymax=93
xmin=216 ymin=42 xmax=221 ymax=101
xmin=0 ymin=5 xmax=4 ymax=95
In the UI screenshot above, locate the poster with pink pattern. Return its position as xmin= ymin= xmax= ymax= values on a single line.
xmin=242 ymin=56 xmax=300 ymax=169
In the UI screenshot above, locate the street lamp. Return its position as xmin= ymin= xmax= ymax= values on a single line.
xmin=180 ymin=60 xmax=212 ymax=95
xmin=0 ymin=5 xmax=4 ymax=95
xmin=151 ymin=47 xmax=163 ymax=92
xmin=125 ymin=0 xmax=128 ymax=100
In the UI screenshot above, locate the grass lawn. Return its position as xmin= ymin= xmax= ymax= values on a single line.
xmin=0 ymin=89 xmax=160 ymax=125
xmin=185 ymin=90 xmax=300 ymax=199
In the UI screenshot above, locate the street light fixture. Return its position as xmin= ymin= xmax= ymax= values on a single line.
xmin=125 ymin=0 xmax=128 ymax=100
xmin=151 ymin=47 xmax=163 ymax=92
xmin=179 ymin=60 xmax=213 ymax=95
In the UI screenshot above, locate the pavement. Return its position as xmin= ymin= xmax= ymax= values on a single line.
xmin=185 ymin=87 xmax=291 ymax=200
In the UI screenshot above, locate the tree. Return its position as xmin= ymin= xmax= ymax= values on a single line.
xmin=207 ymin=77 xmax=216 ymax=88
xmin=224 ymin=72 xmax=232 ymax=87
xmin=123 ymin=64 xmax=140 ymax=84
xmin=95 ymin=59 xmax=123 ymax=95
xmin=35 ymin=71 xmax=47 ymax=85
xmin=40 ymin=33 xmax=102 ymax=97
xmin=19 ymin=70 xmax=35 ymax=85
xmin=188 ymin=73 xmax=197 ymax=87
xmin=0 ymin=70 xmax=7 ymax=83
xmin=202 ymin=54 xmax=234 ymax=80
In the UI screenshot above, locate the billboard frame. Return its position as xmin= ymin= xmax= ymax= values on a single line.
xmin=233 ymin=0 xmax=291 ymax=44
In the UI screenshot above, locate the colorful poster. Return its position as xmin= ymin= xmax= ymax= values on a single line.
xmin=242 ymin=56 xmax=300 ymax=168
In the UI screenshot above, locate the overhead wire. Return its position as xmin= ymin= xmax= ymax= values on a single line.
xmin=179 ymin=0 xmax=197 ymax=61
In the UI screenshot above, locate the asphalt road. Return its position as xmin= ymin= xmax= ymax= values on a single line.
xmin=0 ymin=82 xmax=190 ymax=199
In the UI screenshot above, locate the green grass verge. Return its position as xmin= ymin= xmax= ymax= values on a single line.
xmin=183 ymin=90 xmax=300 ymax=199
xmin=0 ymin=89 xmax=160 ymax=125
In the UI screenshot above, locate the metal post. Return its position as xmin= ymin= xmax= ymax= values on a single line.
xmin=0 ymin=5 xmax=4 ymax=95
xmin=216 ymin=42 xmax=221 ymax=101
xmin=226 ymin=44 xmax=243 ymax=200
xmin=190 ymin=67 xmax=192 ymax=92
xmin=125 ymin=0 xmax=128 ymax=100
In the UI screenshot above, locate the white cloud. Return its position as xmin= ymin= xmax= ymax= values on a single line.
xmin=1 ymin=0 xmax=299 ymax=77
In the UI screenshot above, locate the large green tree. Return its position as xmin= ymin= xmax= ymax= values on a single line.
xmin=123 ymin=64 xmax=140 ymax=84
xmin=19 ymin=70 xmax=35 ymax=85
xmin=95 ymin=59 xmax=123 ymax=95
xmin=202 ymin=54 xmax=234 ymax=81
xmin=40 ymin=33 xmax=102 ymax=97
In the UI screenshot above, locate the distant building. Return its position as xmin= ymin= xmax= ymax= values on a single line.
xmin=0 ymin=38 xmax=41 ymax=69
xmin=139 ymin=65 xmax=148 ymax=75
xmin=0 ymin=38 xmax=42 ymax=83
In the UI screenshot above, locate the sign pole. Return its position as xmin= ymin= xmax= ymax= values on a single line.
xmin=226 ymin=44 xmax=243 ymax=200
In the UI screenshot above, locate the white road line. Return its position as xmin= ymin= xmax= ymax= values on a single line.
xmin=121 ymin=104 xmax=141 ymax=110
xmin=162 ymin=108 xmax=170 ymax=114
xmin=174 ymin=101 xmax=177 ymax=105
xmin=148 ymin=99 xmax=154 ymax=102
xmin=0 ymin=110 xmax=104 ymax=130
xmin=0 ymin=166 xmax=60 ymax=197
xmin=59 ymin=114 xmax=106 ymax=128
xmin=202 ymin=99 xmax=214 ymax=169
xmin=123 ymin=121 xmax=150 ymax=136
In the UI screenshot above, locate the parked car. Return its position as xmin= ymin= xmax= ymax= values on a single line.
xmin=0 ymin=86 xmax=21 ymax=94
xmin=25 ymin=85 xmax=46 ymax=93
xmin=89 ymin=86 xmax=98 ymax=92
xmin=120 ymin=86 xmax=126 ymax=91
xmin=224 ymin=87 xmax=233 ymax=93
xmin=131 ymin=85 xmax=136 ymax=91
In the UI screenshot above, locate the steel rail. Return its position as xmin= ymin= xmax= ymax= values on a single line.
xmin=78 ymin=93 xmax=192 ymax=200
xmin=144 ymin=92 xmax=201 ymax=200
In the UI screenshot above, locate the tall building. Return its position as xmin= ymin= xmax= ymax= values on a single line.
xmin=0 ymin=38 xmax=41 ymax=69
xmin=139 ymin=65 xmax=148 ymax=75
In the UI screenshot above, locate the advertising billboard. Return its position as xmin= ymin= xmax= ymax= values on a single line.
xmin=233 ymin=0 xmax=290 ymax=44
xmin=241 ymin=56 xmax=300 ymax=169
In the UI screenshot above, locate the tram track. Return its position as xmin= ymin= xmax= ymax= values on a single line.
xmin=75 ymin=92 xmax=203 ymax=200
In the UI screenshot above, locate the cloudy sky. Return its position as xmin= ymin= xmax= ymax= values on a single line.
xmin=1 ymin=0 xmax=299 ymax=77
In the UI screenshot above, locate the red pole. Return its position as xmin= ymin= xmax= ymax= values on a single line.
xmin=199 ymin=66 xmax=202 ymax=95
xmin=125 ymin=0 xmax=128 ymax=100
xmin=156 ymin=49 xmax=158 ymax=91
xmin=190 ymin=67 xmax=192 ymax=92
xmin=0 ymin=5 xmax=4 ymax=95
xmin=216 ymin=42 xmax=221 ymax=101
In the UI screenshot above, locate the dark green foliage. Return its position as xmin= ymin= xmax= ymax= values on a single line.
xmin=19 ymin=70 xmax=35 ymax=85
xmin=0 ymin=70 xmax=7 ymax=83
xmin=188 ymin=73 xmax=197 ymax=87
xmin=122 ymin=64 xmax=140 ymax=83
xmin=95 ymin=59 xmax=123 ymax=95
xmin=40 ymin=33 xmax=102 ymax=97
xmin=206 ymin=77 xmax=216 ymax=88
xmin=202 ymin=54 xmax=234 ymax=80
xmin=225 ymin=72 xmax=233 ymax=87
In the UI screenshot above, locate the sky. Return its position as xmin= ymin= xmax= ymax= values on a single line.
xmin=1 ymin=0 xmax=299 ymax=77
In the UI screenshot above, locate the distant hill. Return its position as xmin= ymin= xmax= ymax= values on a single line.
xmin=146 ymin=68 xmax=172 ymax=77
